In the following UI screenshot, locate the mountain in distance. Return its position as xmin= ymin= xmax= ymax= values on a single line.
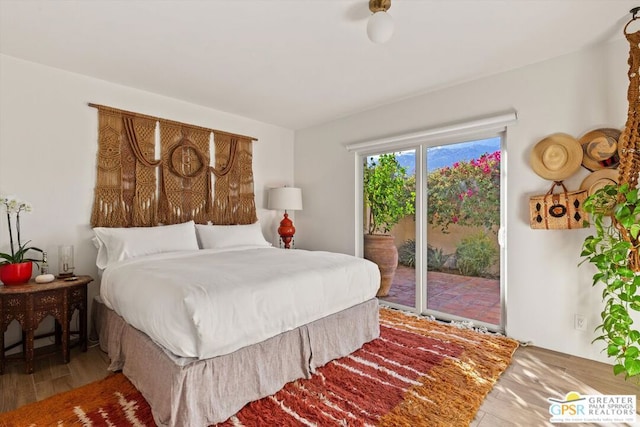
xmin=394 ymin=153 xmax=416 ymax=175
xmin=392 ymin=137 xmax=500 ymax=175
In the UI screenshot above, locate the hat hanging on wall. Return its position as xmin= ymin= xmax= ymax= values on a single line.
xmin=530 ymin=133 xmax=583 ymax=180
xmin=578 ymin=128 xmax=621 ymax=171
xmin=580 ymin=168 xmax=618 ymax=197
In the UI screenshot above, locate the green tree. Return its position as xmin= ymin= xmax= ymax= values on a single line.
xmin=364 ymin=153 xmax=415 ymax=235
xmin=427 ymin=151 xmax=500 ymax=232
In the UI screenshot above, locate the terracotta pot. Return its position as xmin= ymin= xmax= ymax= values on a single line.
xmin=363 ymin=234 xmax=398 ymax=297
xmin=0 ymin=261 xmax=33 ymax=286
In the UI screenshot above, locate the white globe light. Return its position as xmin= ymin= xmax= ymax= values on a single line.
xmin=367 ymin=11 xmax=394 ymax=44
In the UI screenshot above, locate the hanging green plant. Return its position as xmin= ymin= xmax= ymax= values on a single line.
xmin=580 ymin=183 xmax=640 ymax=379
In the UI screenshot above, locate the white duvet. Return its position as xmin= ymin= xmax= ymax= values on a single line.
xmin=100 ymin=247 xmax=380 ymax=359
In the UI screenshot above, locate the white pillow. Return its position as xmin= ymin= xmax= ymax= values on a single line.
xmin=93 ymin=221 xmax=199 ymax=269
xmin=256 ymin=207 xmax=277 ymax=245
xmin=195 ymin=222 xmax=271 ymax=250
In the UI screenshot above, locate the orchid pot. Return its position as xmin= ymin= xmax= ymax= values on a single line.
xmin=0 ymin=261 xmax=33 ymax=286
xmin=0 ymin=195 xmax=41 ymax=286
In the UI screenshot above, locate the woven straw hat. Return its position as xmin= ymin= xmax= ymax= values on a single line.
xmin=579 ymin=128 xmax=621 ymax=171
xmin=580 ymin=168 xmax=618 ymax=197
xmin=530 ymin=133 xmax=583 ymax=180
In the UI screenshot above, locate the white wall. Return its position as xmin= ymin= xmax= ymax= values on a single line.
xmin=0 ymin=54 xmax=294 ymax=348
xmin=294 ymin=38 xmax=633 ymax=364
xmin=1 ymin=38 xmax=633 ymax=365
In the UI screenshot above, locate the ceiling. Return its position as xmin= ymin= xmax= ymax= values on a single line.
xmin=0 ymin=1 xmax=637 ymax=130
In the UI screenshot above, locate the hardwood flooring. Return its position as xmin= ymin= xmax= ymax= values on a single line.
xmin=1 ymin=343 xmax=638 ymax=426
xmin=472 ymin=345 xmax=639 ymax=427
xmin=0 ymin=342 xmax=110 ymax=413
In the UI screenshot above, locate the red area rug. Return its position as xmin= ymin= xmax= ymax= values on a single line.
xmin=0 ymin=308 xmax=518 ymax=426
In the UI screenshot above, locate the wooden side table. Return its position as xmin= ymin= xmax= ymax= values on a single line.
xmin=0 ymin=275 xmax=93 ymax=374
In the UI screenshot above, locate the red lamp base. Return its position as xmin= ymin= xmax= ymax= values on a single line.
xmin=278 ymin=212 xmax=296 ymax=249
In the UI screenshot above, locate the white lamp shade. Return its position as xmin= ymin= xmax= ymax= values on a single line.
xmin=367 ymin=11 xmax=394 ymax=44
xmin=268 ymin=187 xmax=303 ymax=211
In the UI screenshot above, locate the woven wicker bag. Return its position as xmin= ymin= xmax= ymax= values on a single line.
xmin=529 ymin=182 xmax=588 ymax=230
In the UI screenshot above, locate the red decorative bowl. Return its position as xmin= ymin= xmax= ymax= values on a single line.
xmin=0 ymin=262 xmax=33 ymax=286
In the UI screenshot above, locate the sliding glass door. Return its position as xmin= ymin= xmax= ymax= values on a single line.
xmin=425 ymin=137 xmax=502 ymax=327
xmin=363 ymin=150 xmax=417 ymax=309
xmin=363 ymin=135 xmax=504 ymax=331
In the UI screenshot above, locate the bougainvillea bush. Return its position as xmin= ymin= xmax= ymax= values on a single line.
xmin=427 ymin=151 xmax=500 ymax=233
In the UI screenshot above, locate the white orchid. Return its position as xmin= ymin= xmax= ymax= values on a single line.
xmin=0 ymin=196 xmax=32 ymax=215
xmin=0 ymin=194 xmax=40 ymax=265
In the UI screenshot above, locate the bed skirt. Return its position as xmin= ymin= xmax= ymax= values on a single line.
xmin=94 ymin=297 xmax=380 ymax=426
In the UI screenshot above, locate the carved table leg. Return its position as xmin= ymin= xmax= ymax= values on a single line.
xmin=62 ymin=304 xmax=70 ymax=365
xmin=0 ymin=322 xmax=5 ymax=375
xmin=55 ymin=319 xmax=62 ymax=345
xmin=24 ymin=328 xmax=34 ymax=374
xmin=80 ymin=290 xmax=87 ymax=352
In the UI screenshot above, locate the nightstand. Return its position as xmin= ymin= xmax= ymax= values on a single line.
xmin=0 ymin=275 xmax=93 ymax=374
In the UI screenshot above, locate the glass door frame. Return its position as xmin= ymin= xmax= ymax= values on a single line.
xmin=352 ymin=123 xmax=511 ymax=333
xmin=420 ymin=134 xmax=506 ymax=332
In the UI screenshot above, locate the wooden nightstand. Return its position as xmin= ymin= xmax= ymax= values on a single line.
xmin=0 ymin=275 xmax=93 ymax=374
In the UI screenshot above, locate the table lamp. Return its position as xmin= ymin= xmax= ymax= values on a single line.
xmin=58 ymin=245 xmax=75 ymax=278
xmin=268 ymin=187 xmax=303 ymax=249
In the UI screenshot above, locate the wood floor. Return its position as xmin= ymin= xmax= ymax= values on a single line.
xmin=1 ymin=342 xmax=638 ymax=426
xmin=472 ymin=345 xmax=639 ymax=427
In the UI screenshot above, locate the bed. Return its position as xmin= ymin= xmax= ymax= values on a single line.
xmin=94 ymin=221 xmax=381 ymax=426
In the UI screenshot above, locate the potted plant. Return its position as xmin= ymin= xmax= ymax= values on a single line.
xmin=0 ymin=195 xmax=41 ymax=285
xmin=580 ymin=183 xmax=640 ymax=379
xmin=363 ymin=153 xmax=415 ymax=296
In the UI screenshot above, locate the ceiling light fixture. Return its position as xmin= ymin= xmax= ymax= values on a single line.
xmin=367 ymin=0 xmax=394 ymax=43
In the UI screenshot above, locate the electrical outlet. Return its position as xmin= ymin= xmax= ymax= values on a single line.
xmin=575 ymin=314 xmax=587 ymax=331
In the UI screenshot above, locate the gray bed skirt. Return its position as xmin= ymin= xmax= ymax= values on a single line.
xmin=94 ymin=297 xmax=380 ymax=426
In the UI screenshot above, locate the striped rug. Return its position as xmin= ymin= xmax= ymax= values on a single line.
xmin=0 ymin=308 xmax=518 ymax=426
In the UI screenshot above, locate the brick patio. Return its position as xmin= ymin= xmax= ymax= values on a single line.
xmin=379 ymin=265 xmax=501 ymax=325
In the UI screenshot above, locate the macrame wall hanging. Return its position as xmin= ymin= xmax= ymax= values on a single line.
xmin=211 ymin=133 xmax=256 ymax=225
xmin=158 ymin=121 xmax=212 ymax=225
xmin=618 ymin=12 xmax=640 ymax=271
xmin=89 ymin=104 xmax=258 ymax=228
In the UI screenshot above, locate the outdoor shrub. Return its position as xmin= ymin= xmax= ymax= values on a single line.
xmin=427 ymin=151 xmax=500 ymax=232
xmin=455 ymin=232 xmax=497 ymax=277
xmin=427 ymin=244 xmax=450 ymax=271
xmin=398 ymin=239 xmax=416 ymax=267
xmin=398 ymin=241 xmax=454 ymax=270
xmin=398 ymin=240 xmax=453 ymax=270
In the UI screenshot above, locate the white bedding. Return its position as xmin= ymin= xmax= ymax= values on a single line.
xmin=100 ymin=247 xmax=380 ymax=359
